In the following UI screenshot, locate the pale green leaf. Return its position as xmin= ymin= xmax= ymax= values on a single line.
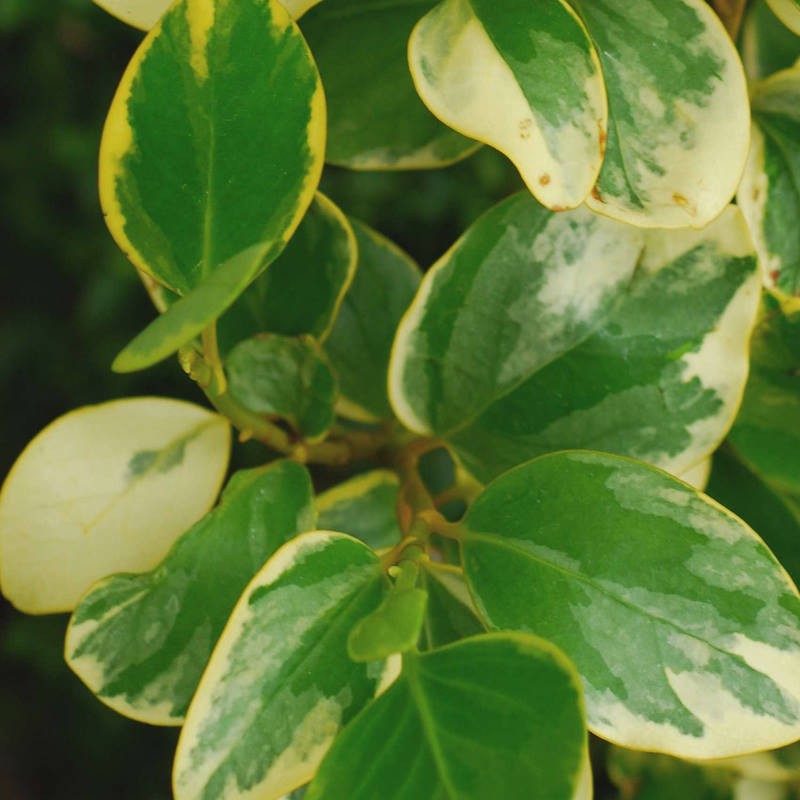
xmin=173 ymin=531 xmax=397 ymax=800
xmin=420 ymin=563 xmax=485 ymax=649
xmin=0 ymin=398 xmax=230 ymax=614
xmin=306 ymin=633 xmax=588 ymax=800
xmin=66 ymin=461 xmax=315 ymax=724
xmin=461 ymin=451 xmax=800 ymax=758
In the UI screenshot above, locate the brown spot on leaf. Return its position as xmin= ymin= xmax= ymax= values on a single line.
xmin=539 ymin=174 xmax=551 ymax=186
xmin=673 ymin=193 xmax=697 ymax=216
xmin=598 ymin=122 xmax=607 ymax=156
xmin=519 ymin=118 xmax=533 ymax=140
xmin=591 ymin=187 xmax=605 ymax=203
xmin=551 ymin=205 xmax=567 ymax=212
xmin=770 ymin=269 xmax=781 ymax=284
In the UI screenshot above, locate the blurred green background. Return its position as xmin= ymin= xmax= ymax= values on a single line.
xmin=0 ymin=2 xmax=520 ymax=796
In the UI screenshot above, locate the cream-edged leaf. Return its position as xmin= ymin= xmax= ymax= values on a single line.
xmin=461 ymin=451 xmax=800 ymax=759
xmin=173 ymin=531 xmax=396 ymax=800
xmin=409 ymin=0 xmax=606 ymax=210
xmin=571 ymin=0 xmax=750 ymax=228
xmin=740 ymin=0 xmax=800 ymax=82
xmin=0 ymin=398 xmax=230 ymax=614
xmin=102 ymin=0 xmax=325 ymax=369
xmin=65 ymin=461 xmax=315 ymax=725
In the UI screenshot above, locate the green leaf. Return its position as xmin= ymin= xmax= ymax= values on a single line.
xmin=65 ymin=461 xmax=315 ymax=725
xmin=101 ymin=0 xmax=325 ymax=369
xmin=728 ymin=296 xmax=800 ymax=495
xmin=302 ymin=0 xmax=478 ymax=170
xmin=316 ymin=470 xmax=403 ymax=551
xmin=738 ymin=65 xmax=800 ymax=300
xmin=348 ymin=562 xmax=428 ymax=661
xmin=568 ymin=0 xmax=750 ymax=227
xmin=226 ymin=335 xmax=337 ymax=441
xmin=715 ymin=741 xmax=800 ymax=784
xmin=420 ymin=563 xmax=485 ymax=649
xmin=409 ymin=0 xmax=607 ymax=210
xmin=325 ymin=219 xmax=421 ymax=422
xmin=217 ymin=194 xmax=357 ymax=356
xmin=707 ymin=449 xmax=800 ymax=586
xmin=767 ymin=0 xmax=800 ymax=33
xmin=306 ymin=633 xmax=588 ymax=800
xmin=460 ymin=451 xmax=800 ymax=758
xmin=390 ymin=192 xmax=644 ymax=436
xmin=0 ymin=398 xmax=229 ymax=614
xmin=392 ymin=196 xmax=758 ymax=483
xmin=173 ymin=531 xmax=396 ymax=800
xmin=740 ymin=0 xmax=800 ymax=82
xmin=608 ymin=748 xmax=736 ymax=799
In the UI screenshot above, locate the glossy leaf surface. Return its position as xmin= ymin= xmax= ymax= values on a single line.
xmin=409 ymin=0 xmax=606 ymax=210
xmin=306 ymin=634 xmax=588 ymax=800
xmin=226 ymin=335 xmax=337 ymax=441
xmin=390 ymin=193 xmax=644 ymax=436
xmin=461 ymin=451 xmax=800 ymax=758
xmin=738 ymin=65 xmax=800 ymax=300
xmin=302 ymin=0 xmax=477 ymax=170
xmin=66 ymin=461 xmax=315 ymax=724
xmin=0 ymin=398 xmax=229 ymax=614
xmin=102 ymin=0 xmax=325 ymax=368
xmin=174 ymin=532 xmax=395 ymax=800
xmin=570 ymin=0 xmax=750 ymax=227
xmin=217 ymin=194 xmax=356 ymax=355
xmin=326 ymin=219 xmax=420 ymax=422
xmin=316 ymin=470 xmax=403 ymax=551
xmin=729 ymin=297 xmax=800 ymax=496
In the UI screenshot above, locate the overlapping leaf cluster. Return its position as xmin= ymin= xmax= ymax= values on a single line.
xmin=2 ymin=0 xmax=800 ymax=798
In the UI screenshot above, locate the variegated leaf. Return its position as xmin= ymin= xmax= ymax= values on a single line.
xmin=325 ymin=219 xmax=421 ymax=422
xmin=306 ymin=634 xmax=589 ymax=800
xmin=420 ymin=563 xmax=485 ymax=649
xmin=409 ymin=0 xmax=607 ymax=210
xmin=316 ymin=470 xmax=403 ymax=551
xmin=217 ymin=194 xmax=357 ymax=356
xmin=0 ymin=398 xmax=230 ymax=614
xmin=570 ymin=0 xmax=750 ymax=228
xmin=173 ymin=532 xmax=397 ymax=800
xmin=738 ymin=66 xmax=800 ymax=301
xmin=461 ymin=451 xmax=800 ymax=758
xmin=391 ymin=196 xmax=758 ymax=483
xmin=226 ymin=335 xmax=337 ymax=441
xmin=390 ymin=192 xmax=644 ymax=436
xmin=767 ymin=0 xmax=800 ymax=33
xmin=102 ymin=0 xmax=325 ymax=371
xmin=728 ymin=295 xmax=800 ymax=496
xmin=66 ymin=461 xmax=315 ymax=724
xmin=302 ymin=0 xmax=478 ymax=170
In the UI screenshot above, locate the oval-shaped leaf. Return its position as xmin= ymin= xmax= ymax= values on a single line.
xmin=728 ymin=296 xmax=800 ymax=496
xmin=445 ymin=206 xmax=760 ymax=483
xmin=0 ymin=398 xmax=230 ymax=614
xmin=173 ymin=531 xmax=397 ymax=800
xmin=302 ymin=0 xmax=477 ymax=170
xmin=738 ymin=66 xmax=800 ymax=301
xmin=389 ymin=192 xmax=644 ymax=436
xmin=217 ymin=194 xmax=357 ymax=356
xmin=102 ymin=0 xmax=325 ymax=369
xmin=570 ymin=0 xmax=750 ymax=228
xmin=316 ymin=470 xmax=403 ymax=551
xmin=325 ymin=219 xmax=421 ymax=422
xmin=767 ymin=0 xmax=800 ymax=33
xmin=306 ymin=633 xmax=588 ymax=800
xmin=65 ymin=461 xmax=315 ymax=725
xmin=461 ymin=451 xmax=800 ymax=758
xmin=409 ymin=0 xmax=606 ymax=210
xmin=226 ymin=335 xmax=337 ymax=441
